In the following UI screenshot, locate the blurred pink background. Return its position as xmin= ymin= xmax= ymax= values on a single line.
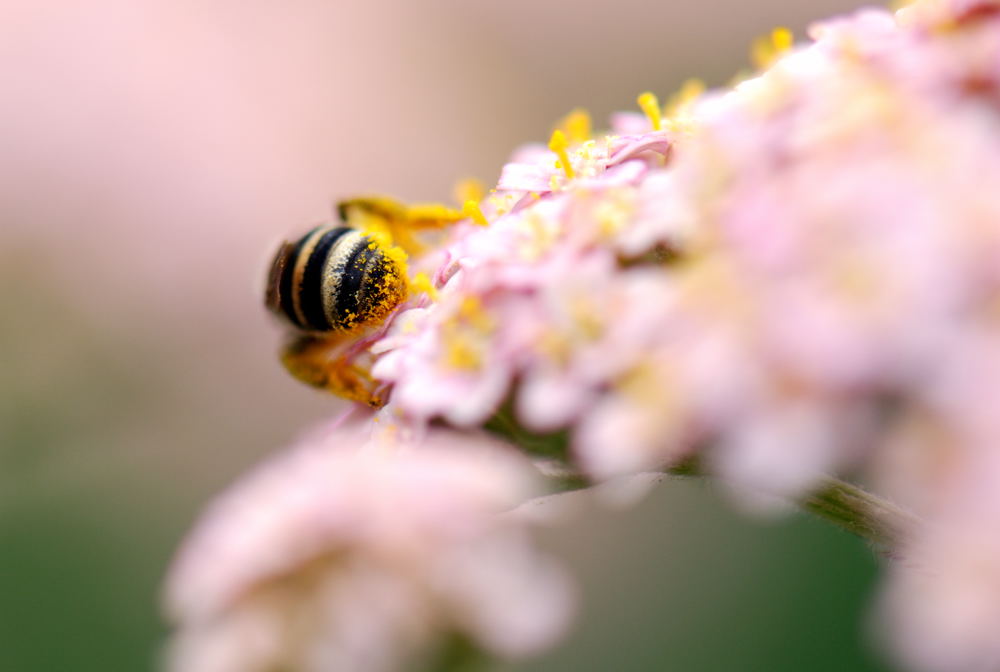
xmin=0 ymin=1 xmax=889 ymax=670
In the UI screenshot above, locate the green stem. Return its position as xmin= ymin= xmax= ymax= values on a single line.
xmin=487 ymin=410 xmax=920 ymax=549
xmin=537 ymin=459 xmax=919 ymax=549
xmin=800 ymin=475 xmax=919 ymax=549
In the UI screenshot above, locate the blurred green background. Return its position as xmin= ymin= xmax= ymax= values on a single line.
xmin=0 ymin=0 xmax=892 ymax=670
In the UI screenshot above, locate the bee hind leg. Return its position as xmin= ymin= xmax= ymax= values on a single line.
xmin=338 ymin=195 xmax=466 ymax=230
xmin=337 ymin=195 xmax=468 ymax=256
xmin=280 ymin=334 xmax=386 ymax=408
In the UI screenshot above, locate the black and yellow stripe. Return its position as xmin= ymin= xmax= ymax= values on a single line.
xmin=265 ymin=224 xmax=406 ymax=333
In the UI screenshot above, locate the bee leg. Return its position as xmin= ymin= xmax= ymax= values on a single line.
xmin=280 ymin=334 xmax=386 ymax=408
xmin=338 ymin=196 xmax=466 ymax=231
xmin=337 ymin=195 xmax=469 ymax=257
xmin=396 ymin=202 xmax=467 ymax=230
xmin=336 ymin=195 xmax=409 ymax=224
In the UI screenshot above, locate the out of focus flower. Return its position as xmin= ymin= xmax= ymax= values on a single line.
xmin=164 ymin=416 xmax=574 ymax=672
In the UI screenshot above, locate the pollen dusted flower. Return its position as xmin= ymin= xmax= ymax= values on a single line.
xmin=169 ymin=0 xmax=1000 ymax=670
xmin=163 ymin=417 xmax=574 ymax=672
xmin=368 ymin=0 xmax=1000 ymax=669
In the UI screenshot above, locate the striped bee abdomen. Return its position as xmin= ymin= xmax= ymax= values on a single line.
xmin=265 ymin=225 xmax=408 ymax=332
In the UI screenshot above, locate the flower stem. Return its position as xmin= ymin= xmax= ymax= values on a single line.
xmin=799 ymin=475 xmax=919 ymax=549
xmin=536 ymin=458 xmax=919 ymax=549
xmin=665 ymin=461 xmax=919 ymax=548
xmin=487 ymin=411 xmax=920 ymax=548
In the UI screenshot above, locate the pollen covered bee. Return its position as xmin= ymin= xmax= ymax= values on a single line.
xmin=265 ymin=195 xmax=469 ymax=406
xmin=265 ymin=225 xmax=407 ymax=334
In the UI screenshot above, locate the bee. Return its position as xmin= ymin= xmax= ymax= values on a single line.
xmin=265 ymin=225 xmax=407 ymax=334
xmin=265 ymin=195 xmax=467 ymax=406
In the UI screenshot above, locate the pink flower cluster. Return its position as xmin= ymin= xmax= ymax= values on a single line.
xmin=373 ymin=127 xmax=696 ymax=474
xmin=164 ymin=417 xmax=574 ymax=672
xmin=372 ymin=1 xmax=1000 ymax=668
xmin=166 ymin=0 xmax=1000 ymax=670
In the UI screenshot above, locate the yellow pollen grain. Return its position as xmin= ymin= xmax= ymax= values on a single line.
xmin=361 ymin=217 xmax=393 ymax=244
xmin=559 ymin=108 xmax=592 ymax=144
xmin=379 ymin=244 xmax=411 ymax=304
xmin=453 ymin=177 xmax=485 ymax=206
xmin=548 ymin=129 xmax=576 ymax=179
xmin=410 ymin=271 xmax=439 ymax=301
xmin=381 ymin=241 xmax=409 ymax=267
xmin=463 ymin=200 xmax=490 ymax=227
xmin=488 ymin=193 xmax=510 ymax=216
xmin=637 ymin=92 xmax=663 ymax=131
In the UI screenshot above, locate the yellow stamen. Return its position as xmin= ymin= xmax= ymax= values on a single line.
xmin=751 ymin=27 xmax=794 ymax=69
xmin=364 ymin=228 xmax=393 ymax=250
xmin=667 ymin=78 xmax=706 ymax=114
xmin=559 ymin=108 xmax=592 ymax=144
xmin=453 ymin=177 xmax=485 ymax=206
xmin=772 ymin=26 xmax=793 ymax=52
xmin=488 ymin=193 xmax=510 ymax=216
xmin=444 ymin=336 xmax=481 ymax=370
xmin=548 ymin=129 xmax=575 ymax=179
xmin=751 ymin=35 xmax=772 ymax=69
xmin=440 ymin=296 xmax=495 ymax=371
xmin=457 ymin=295 xmax=493 ymax=331
xmin=463 ymin=200 xmax=490 ymax=227
xmin=410 ymin=271 xmax=438 ymax=301
xmin=637 ymin=92 xmax=663 ymax=131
